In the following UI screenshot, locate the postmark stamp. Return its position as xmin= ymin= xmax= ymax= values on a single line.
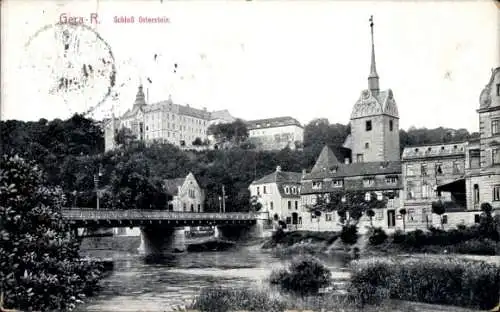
xmin=22 ymin=21 xmax=116 ymax=116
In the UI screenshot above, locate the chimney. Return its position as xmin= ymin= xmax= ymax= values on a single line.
xmin=276 ymin=166 xmax=281 ymax=172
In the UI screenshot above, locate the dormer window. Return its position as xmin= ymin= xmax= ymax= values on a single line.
xmin=312 ymin=181 xmax=322 ymax=190
xmin=363 ymin=177 xmax=375 ymax=187
xmin=385 ymin=176 xmax=398 ymax=184
xmin=285 ymin=186 xmax=290 ymax=194
xmin=332 ymin=179 xmax=343 ymax=187
xmin=365 ymin=120 xmax=372 ymax=131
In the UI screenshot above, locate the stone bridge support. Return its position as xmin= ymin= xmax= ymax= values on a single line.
xmin=214 ymin=216 xmax=271 ymax=240
xmin=137 ymin=226 xmax=186 ymax=256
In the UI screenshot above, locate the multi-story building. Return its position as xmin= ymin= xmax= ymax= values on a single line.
xmin=401 ymin=142 xmax=467 ymax=229
xmin=301 ymin=146 xmax=403 ymax=232
xmin=465 ymin=67 xmax=500 ymax=211
xmin=164 ymin=172 xmax=206 ymax=212
xmin=248 ymin=166 xmax=303 ymax=228
xmin=246 ymin=117 xmax=304 ymax=151
xmin=104 ymin=86 xmax=221 ymax=151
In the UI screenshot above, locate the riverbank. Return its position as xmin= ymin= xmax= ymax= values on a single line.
xmin=189 ymin=286 xmax=486 ymax=312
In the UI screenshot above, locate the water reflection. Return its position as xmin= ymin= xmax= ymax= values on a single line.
xmin=77 ymin=248 xmax=350 ymax=312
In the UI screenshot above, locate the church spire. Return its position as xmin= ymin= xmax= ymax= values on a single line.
xmin=368 ymin=15 xmax=380 ymax=94
xmin=133 ymin=84 xmax=146 ymax=108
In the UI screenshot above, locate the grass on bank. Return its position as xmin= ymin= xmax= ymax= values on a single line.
xmin=349 ymin=256 xmax=500 ymax=310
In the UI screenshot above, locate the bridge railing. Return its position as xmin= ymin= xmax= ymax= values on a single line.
xmin=61 ymin=208 xmax=264 ymax=221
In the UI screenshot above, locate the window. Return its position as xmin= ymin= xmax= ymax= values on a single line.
xmin=312 ymin=181 xmax=322 ymax=190
xmin=494 ymin=185 xmax=500 ymax=201
xmin=295 ymin=201 xmax=298 ymax=210
xmin=365 ymin=142 xmax=370 ymax=149
xmin=183 ymin=203 xmax=187 ymax=211
xmin=363 ymin=178 xmax=375 ymax=187
xmin=407 ymin=208 xmax=415 ymax=222
xmin=356 ymin=154 xmax=364 ymax=163
xmin=421 ymin=164 xmax=428 ymax=176
xmin=497 ymin=83 xmax=500 ymax=96
xmin=493 ymin=148 xmax=500 ymax=165
xmin=376 ymin=209 xmax=384 ymax=220
xmin=474 ymin=184 xmax=480 ymax=203
xmin=365 ymin=192 xmax=371 ymax=201
xmin=452 ymin=161 xmax=460 ymax=174
xmin=190 ymin=204 xmax=194 ymax=212
xmin=257 ymin=187 xmax=260 ymax=195
xmin=422 ymin=182 xmax=431 ymax=199
xmin=376 ymin=192 xmax=383 ymax=201
xmin=442 ymin=215 xmax=448 ymax=225
xmin=198 ymin=204 xmax=201 ymax=212
xmin=470 ymin=150 xmax=480 ymax=169
xmin=407 ymin=182 xmax=415 ymax=199
xmin=333 ymin=179 xmax=343 ymax=187
xmin=325 ymin=214 xmax=332 ymax=221
xmin=436 ymin=164 xmax=443 ymax=175
xmin=365 ymin=120 xmax=372 ymax=131
xmin=475 ymin=214 xmax=480 ymax=223
xmin=406 ymin=165 xmax=415 ymax=176
xmin=389 ymin=120 xmax=393 ymax=131
xmin=263 ymin=186 xmax=267 ymax=194
xmin=270 ymin=202 xmax=274 ymax=210
xmin=421 ymin=208 xmax=428 ymax=223
xmin=288 ymin=201 xmax=292 ymax=209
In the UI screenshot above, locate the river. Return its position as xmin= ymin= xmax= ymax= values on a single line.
xmin=75 ymin=246 xmax=352 ymax=312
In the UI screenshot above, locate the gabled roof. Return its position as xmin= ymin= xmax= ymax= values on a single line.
xmin=311 ymin=146 xmax=341 ymax=173
xmin=163 ymin=178 xmax=186 ymax=196
xmin=303 ymin=160 xmax=402 ymax=180
xmin=251 ymin=169 xmax=302 ymax=185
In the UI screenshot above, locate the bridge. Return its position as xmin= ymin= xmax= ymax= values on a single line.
xmin=62 ymin=208 xmax=271 ymax=256
xmin=62 ymin=208 xmax=262 ymax=227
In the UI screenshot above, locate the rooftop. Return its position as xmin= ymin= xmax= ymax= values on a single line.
xmin=246 ymin=116 xmax=302 ymax=130
xmin=402 ymin=142 xmax=467 ymax=160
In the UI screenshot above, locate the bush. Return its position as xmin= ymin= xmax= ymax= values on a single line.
xmin=269 ymin=255 xmax=331 ymax=296
xmin=340 ymin=225 xmax=358 ymax=245
xmin=350 ymin=256 xmax=500 ymax=310
xmin=368 ymin=227 xmax=387 ymax=246
xmin=190 ymin=287 xmax=285 ymax=312
xmin=0 ymin=155 xmax=102 ymax=311
xmin=454 ymin=239 xmax=498 ymax=255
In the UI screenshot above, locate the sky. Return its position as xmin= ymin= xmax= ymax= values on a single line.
xmin=1 ymin=0 xmax=499 ymax=132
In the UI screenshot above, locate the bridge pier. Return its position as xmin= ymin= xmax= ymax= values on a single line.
xmin=215 ymin=218 xmax=270 ymax=240
xmin=138 ymin=226 xmax=186 ymax=256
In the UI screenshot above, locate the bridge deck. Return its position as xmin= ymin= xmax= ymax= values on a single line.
xmin=61 ymin=208 xmax=265 ymax=227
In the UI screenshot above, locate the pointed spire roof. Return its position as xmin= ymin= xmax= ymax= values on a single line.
xmin=368 ymin=15 xmax=380 ymax=93
xmin=311 ymin=145 xmax=340 ymax=173
xmin=133 ymin=85 xmax=146 ymax=107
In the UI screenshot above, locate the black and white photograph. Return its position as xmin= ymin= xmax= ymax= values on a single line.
xmin=1 ymin=0 xmax=500 ymax=311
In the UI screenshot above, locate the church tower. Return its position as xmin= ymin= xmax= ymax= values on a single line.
xmin=348 ymin=16 xmax=400 ymax=163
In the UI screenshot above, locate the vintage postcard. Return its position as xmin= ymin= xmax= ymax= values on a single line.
xmin=1 ymin=1 xmax=499 ymax=312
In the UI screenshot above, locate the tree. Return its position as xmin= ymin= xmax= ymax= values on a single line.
xmin=249 ymin=195 xmax=262 ymax=212
xmin=192 ymin=137 xmax=203 ymax=146
xmin=114 ymin=127 xmax=136 ymax=147
xmin=431 ymin=200 xmax=446 ymax=229
xmin=307 ymin=191 xmax=387 ymax=227
xmin=207 ymin=119 xmax=249 ymax=145
xmin=479 ymin=202 xmax=497 ymax=240
xmin=366 ymin=209 xmax=375 ymax=227
xmin=399 ymin=208 xmax=407 ymax=232
xmin=0 ymin=155 xmax=102 ymax=311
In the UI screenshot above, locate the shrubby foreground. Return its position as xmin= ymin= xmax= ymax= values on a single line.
xmin=0 ymin=155 xmax=102 ymax=311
